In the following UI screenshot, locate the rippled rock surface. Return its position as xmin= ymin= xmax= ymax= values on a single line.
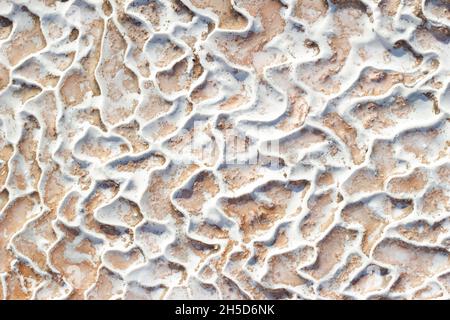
xmin=0 ymin=0 xmax=449 ymax=300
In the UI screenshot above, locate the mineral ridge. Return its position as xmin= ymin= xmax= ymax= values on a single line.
xmin=0 ymin=0 xmax=449 ymax=300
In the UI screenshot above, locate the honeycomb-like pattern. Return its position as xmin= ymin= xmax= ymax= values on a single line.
xmin=0 ymin=0 xmax=449 ymax=300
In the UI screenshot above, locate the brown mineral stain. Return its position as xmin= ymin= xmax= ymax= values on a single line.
xmin=5 ymin=261 xmax=43 ymax=299
xmin=318 ymin=253 xmax=364 ymax=299
xmin=141 ymin=163 xmax=199 ymax=221
xmin=373 ymin=238 xmax=450 ymax=293
xmin=215 ymin=0 xmax=286 ymax=69
xmin=323 ymin=112 xmax=366 ymax=165
xmin=114 ymin=154 xmax=165 ymax=173
xmin=86 ymin=267 xmax=124 ymax=300
xmin=387 ymin=167 xmax=428 ymax=194
xmin=341 ymin=202 xmax=388 ymax=255
xmin=0 ymin=188 xmax=9 ymax=211
xmin=263 ymin=247 xmax=314 ymax=287
xmin=0 ymin=16 xmax=12 ymax=39
xmin=412 ymin=282 xmax=444 ymax=300
xmin=104 ymin=247 xmax=145 ymax=271
xmin=60 ymin=192 xmax=81 ymax=223
xmin=316 ymin=170 xmax=334 ymax=187
xmin=220 ymin=180 xmax=310 ymax=242
xmin=302 ymin=226 xmax=358 ymax=280
xmin=347 ymin=264 xmax=392 ymax=296
xmin=343 ymin=141 xmax=401 ymax=195
xmin=156 ymin=58 xmax=190 ymax=94
xmin=216 ymin=275 xmax=251 ymax=300
xmin=294 ymin=0 xmax=328 ymax=23
xmin=174 ymin=171 xmax=220 ymax=215
xmin=300 ymin=190 xmax=337 ymax=241
xmin=50 ymin=224 xmax=101 ymax=299
xmin=102 ymin=0 xmax=113 ymax=16
xmin=15 ymin=58 xmax=59 ymax=87
xmin=190 ymin=0 xmax=248 ymax=30
xmin=113 ymin=120 xmax=149 ymax=153
xmin=5 ymin=7 xmax=46 ymax=66
xmin=352 ymin=96 xmax=413 ymax=132
xmin=394 ymin=219 xmax=449 ymax=244
xmin=12 ymin=81 xmax=42 ymax=103
xmin=0 ymin=63 xmax=9 ymax=91
xmin=97 ymin=20 xmax=140 ymax=125
xmin=379 ymin=0 xmax=401 ymax=16
xmin=14 ymin=115 xmax=42 ymax=190
xmin=0 ymin=193 xmax=41 ymax=272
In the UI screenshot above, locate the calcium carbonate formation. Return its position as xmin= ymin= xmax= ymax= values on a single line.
xmin=0 ymin=0 xmax=449 ymax=300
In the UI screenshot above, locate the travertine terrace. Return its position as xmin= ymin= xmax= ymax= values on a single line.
xmin=0 ymin=0 xmax=449 ymax=300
